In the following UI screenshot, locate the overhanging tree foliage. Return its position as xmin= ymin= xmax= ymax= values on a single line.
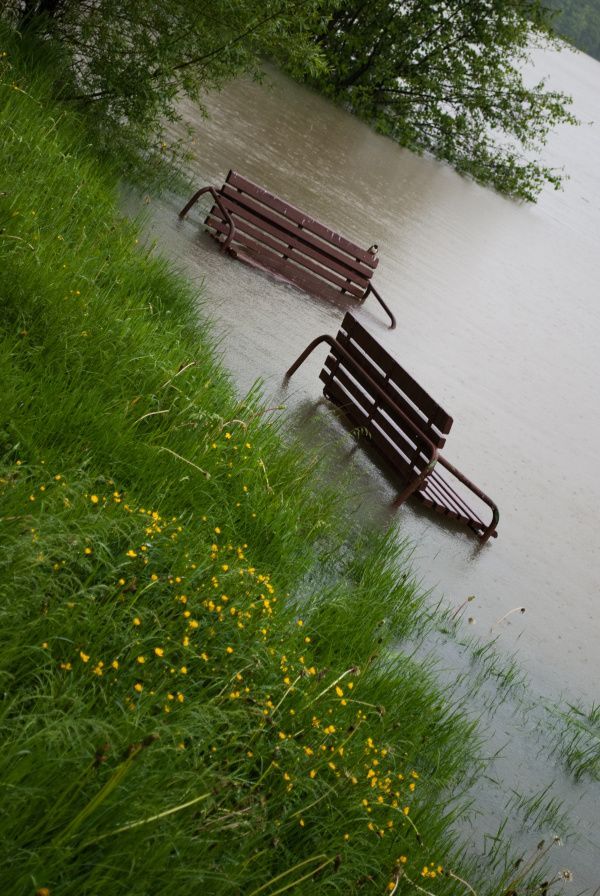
xmin=2 ymin=0 xmax=333 ymax=177
xmin=2 ymin=0 xmax=577 ymax=199
xmin=290 ymin=0 xmax=577 ymax=200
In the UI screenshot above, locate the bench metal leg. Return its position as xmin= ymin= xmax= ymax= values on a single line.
xmin=435 ymin=455 xmax=499 ymax=543
xmin=178 ymin=185 xmax=236 ymax=253
xmin=364 ymin=283 xmax=396 ymax=329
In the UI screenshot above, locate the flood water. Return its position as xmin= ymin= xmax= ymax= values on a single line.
xmin=130 ymin=45 xmax=600 ymax=889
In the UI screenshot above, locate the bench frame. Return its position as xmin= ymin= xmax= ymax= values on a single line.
xmin=179 ymin=171 xmax=396 ymax=329
xmin=285 ymin=314 xmax=499 ymax=543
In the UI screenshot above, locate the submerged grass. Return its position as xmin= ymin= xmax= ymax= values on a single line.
xmin=546 ymin=701 xmax=600 ymax=782
xmin=0 ymin=27 xmax=572 ymax=896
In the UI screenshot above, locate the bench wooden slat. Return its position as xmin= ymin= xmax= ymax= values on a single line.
xmin=216 ymin=185 xmax=373 ymax=291
xmin=418 ymin=474 xmax=488 ymax=536
xmin=284 ymin=311 xmax=498 ymax=543
xmin=207 ymin=200 xmax=366 ymax=297
xmin=205 ymin=216 xmax=361 ymax=303
xmin=226 ymin=171 xmax=378 ymax=268
xmin=323 ymin=377 xmax=419 ymax=477
xmin=218 ymin=184 xmax=374 ymax=285
xmin=420 ymin=469 xmax=488 ymax=529
xmin=338 ymin=315 xmax=453 ymax=440
xmin=326 ymin=336 xmax=449 ymax=449
xmin=180 ymin=173 xmax=396 ymax=327
xmin=320 ymin=363 xmax=435 ymax=474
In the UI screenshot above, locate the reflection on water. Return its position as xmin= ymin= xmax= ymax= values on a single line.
xmin=127 ymin=45 xmax=600 ymax=890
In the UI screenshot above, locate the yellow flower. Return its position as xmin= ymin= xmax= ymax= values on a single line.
xmin=399 ymin=856 xmax=407 ymax=864
xmin=134 ymin=683 xmax=143 ymax=693
xmin=133 ymin=617 xmax=141 ymax=626
xmin=90 ymin=494 xmax=99 ymax=504
xmin=79 ymin=651 xmax=90 ymax=663
xmin=335 ymin=686 xmax=344 ymax=697
xmin=309 ymin=769 xmax=317 ymax=778
xmin=226 ymin=646 xmax=234 ymax=654
xmin=111 ymin=660 xmax=119 ymax=670
xmin=154 ymin=647 xmax=165 ymax=657
xmin=137 ymin=655 xmax=145 ymax=664
xmin=180 ymin=666 xmax=188 ymax=674
xmin=224 ymin=432 xmax=232 ymax=440
xmin=84 ymin=547 xmax=92 ymax=555
xmin=126 ymin=549 xmax=137 ymax=558
xmin=151 ymin=573 xmax=158 ymax=581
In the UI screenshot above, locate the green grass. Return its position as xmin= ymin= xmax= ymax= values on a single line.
xmin=546 ymin=701 xmax=600 ymax=782
xmin=0 ymin=27 xmax=569 ymax=896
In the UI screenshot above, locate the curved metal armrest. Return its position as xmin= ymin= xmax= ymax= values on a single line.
xmin=178 ymin=185 xmax=236 ymax=253
xmin=437 ymin=454 xmax=499 ymax=543
xmin=364 ymin=283 xmax=396 ymax=329
xmin=285 ymin=334 xmax=438 ymax=470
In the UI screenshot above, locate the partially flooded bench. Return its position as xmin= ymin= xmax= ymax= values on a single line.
xmin=179 ymin=170 xmax=396 ymax=328
xmin=286 ymin=312 xmax=499 ymax=543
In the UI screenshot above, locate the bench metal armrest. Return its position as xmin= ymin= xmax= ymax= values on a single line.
xmin=179 ymin=186 xmax=236 ymax=253
xmin=364 ymin=283 xmax=396 ymax=330
xmin=437 ymin=454 xmax=499 ymax=544
xmin=285 ymin=334 xmax=438 ymax=472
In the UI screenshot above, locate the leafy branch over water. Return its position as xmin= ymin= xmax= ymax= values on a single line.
xmin=2 ymin=0 xmax=577 ymax=199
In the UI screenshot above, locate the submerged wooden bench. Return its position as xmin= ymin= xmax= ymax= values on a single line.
xmin=179 ymin=170 xmax=396 ymax=328
xmin=285 ymin=313 xmax=499 ymax=543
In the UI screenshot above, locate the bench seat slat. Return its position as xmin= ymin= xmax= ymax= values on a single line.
xmin=207 ymin=202 xmax=366 ymax=298
xmin=419 ymin=472 xmax=478 ymax=524
xmin=418 ymin=471 xmax=489 ymax=535
xmin=226 ymin=170 xmax=378 ymax=268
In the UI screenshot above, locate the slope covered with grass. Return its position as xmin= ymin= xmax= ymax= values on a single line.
xmin=1 ymin=31 xmax=491 ymax=896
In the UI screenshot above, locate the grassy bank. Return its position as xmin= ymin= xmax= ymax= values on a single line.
xmin=0 ymin=31 xmax=535 ymax=896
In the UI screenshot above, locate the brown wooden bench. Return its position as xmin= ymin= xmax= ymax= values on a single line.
xmin=285 ymin=312 xmax=499 ymax=543
xmin=179 ymin=170 xmax=396 ymax=328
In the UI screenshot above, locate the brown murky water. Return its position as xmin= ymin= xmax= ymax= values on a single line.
xmin=128 ymin=45 xmax=600 ymax=886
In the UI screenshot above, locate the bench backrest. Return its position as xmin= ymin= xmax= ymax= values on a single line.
xmin=206 ymin=170 xmax=378 ymax=302
xmin=320 ymin=313 xmax=453 ymax=475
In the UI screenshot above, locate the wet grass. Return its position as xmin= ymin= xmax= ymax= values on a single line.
xmin=546 ymin=701 xmax=600 ymax=782
xmin=0 ymin=29 xmax=502 ymax=896
xmin=1 ymin=26 xmax=591 ymax=896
